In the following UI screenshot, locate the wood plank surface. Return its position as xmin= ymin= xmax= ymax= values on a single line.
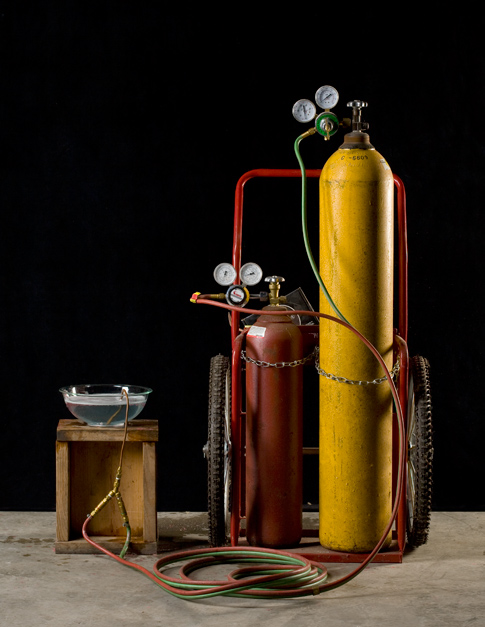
xmin=56 ymin=419 xmax=158 ymax=442
xmin=69 ymin=441 xmax=144 ymax=537
xmin=55 ymin=419 xmax=158 ymax=553
xmin=55 ymin=441 xmax=70 ymax=542
xmin=54 ymin=537 xmax=158 ymax=555
xmin=142 ymin=442 xmax=157 ymax=543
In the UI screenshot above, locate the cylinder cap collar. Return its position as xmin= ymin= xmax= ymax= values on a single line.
xmin=340 ymin=131 xmax=375 ymax=150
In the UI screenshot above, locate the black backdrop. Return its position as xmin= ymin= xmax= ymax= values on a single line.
xmin=1 ymin=5 xmax=483 ymax=512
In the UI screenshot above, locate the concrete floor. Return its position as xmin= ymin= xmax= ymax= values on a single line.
xmin=1 ymin=511 xmax=484 ymax=626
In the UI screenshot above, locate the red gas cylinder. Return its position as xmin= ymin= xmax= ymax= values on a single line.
xmin=245 ymin=302 xmax=303 ymax=548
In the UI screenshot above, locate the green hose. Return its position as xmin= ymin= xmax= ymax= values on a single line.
xmin=83 ymin=299 xmax=406 ymax=600
xmin=120 ymin=523 xmax=131 ymax=559
xmin=294 ymin=134 xmax=351 ymax=326
xmin=151 ymin=547 xmax=330 ymax=599
xmin=81 ymin=137 xmax=401 ymax=602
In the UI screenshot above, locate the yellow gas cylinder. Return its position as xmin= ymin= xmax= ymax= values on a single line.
xmin=319 ymin=101 xmax=394 ymax=552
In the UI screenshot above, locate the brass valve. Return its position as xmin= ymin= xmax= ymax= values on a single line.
xmin=265 ymin=276 xmax=287 ymax=306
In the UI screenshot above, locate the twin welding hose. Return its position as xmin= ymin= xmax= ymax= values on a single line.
xmin=82 ymin=311 xmax=405 ymax=601
xmin=81 ymin=134 xmax=406 ymax=600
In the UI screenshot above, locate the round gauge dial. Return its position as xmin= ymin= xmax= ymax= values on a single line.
xmin=225 ymin=285 xmax=250 ymax=307
xmin=315 ymin=85 xmax=339 ymax=110
xmin=240 ymin=262 xmax=263 ymax=286
xmin=292 ymin=99 xmax=317 ymax=123
xmin=214 ymin=263 xmax=237 ymax=286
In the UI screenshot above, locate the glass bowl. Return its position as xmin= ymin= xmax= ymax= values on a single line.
xmin=59 ymin=384 xmax=153 ymax=427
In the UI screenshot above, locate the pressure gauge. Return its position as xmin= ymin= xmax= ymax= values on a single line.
xmin=214 ymin=263 xmax=237 ymax=286
xmin=225 ymin=284 xmax=250 ymax=307
xmin=315 ymin=85 xmax=339 ymax=110
xmin=292 ymin=99 xmax=317 ymax=123
xmin=240 ymin=262 xmax=263 ymax=286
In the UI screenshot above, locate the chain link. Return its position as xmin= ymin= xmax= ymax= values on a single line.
xmin=241 ymin=350 xmax=315 ymax=369
xmin=241 ymin=346 xmax=400 ymax=385
xmin=314 ymin=346 xmax=400 ymax=385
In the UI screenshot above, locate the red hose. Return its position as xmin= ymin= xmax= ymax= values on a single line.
xmin=193 ymin=298 xmax=406 ymax=569
xmin=80 ymin=298 xmax=406 ymax=600
xmin=195 ymin=298 xmax=396 ymax=386
xmin=82 ymin=518 xmax=328 ymax=598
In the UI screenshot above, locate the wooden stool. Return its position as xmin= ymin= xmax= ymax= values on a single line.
xmin=55 ymin=419 xmax=158 ymax=554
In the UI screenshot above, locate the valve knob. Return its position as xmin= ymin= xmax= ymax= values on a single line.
xmin=347 ymin=100 xmax=368 ymax=109
xmin=265 ymin=275 xmax=285 ymax=284
xmin=347 ymin=100 xmax=369 ymax=132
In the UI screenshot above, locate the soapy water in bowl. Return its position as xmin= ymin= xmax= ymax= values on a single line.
xmin=66 ymin=394 xmax=147 ymax=427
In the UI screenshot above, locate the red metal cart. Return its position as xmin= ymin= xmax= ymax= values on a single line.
xmin=200 ymin=168 xmax=433 ymax=564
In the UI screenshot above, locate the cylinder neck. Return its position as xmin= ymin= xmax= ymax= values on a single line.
xmin=340 ymin=131 xmax=374 ymax=150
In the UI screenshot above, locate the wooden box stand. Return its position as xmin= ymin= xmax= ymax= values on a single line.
xmin=55 ymin=419 xmax=158 ymax=554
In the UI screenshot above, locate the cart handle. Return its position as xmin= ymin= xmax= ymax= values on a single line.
xmin=231 ymin=169 xmax=408 ymax=345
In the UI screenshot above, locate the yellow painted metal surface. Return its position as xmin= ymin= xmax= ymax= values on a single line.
xmin=319 ymin=146 xmax=394 ymax=552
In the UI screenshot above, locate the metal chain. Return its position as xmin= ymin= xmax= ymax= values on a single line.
xmin=314 ymin=346 xmax=401 ymax=385
xmin=241 ymin=349 xmax=316 ymax=369
xmin=241 ymin=346 xmax=400 ymax=384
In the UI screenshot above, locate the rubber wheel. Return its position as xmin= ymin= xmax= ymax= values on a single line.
xmin=206 ymin=354 xmax=231 ymax=547
xmin=406 ymin=355 xmax=433 ymax=548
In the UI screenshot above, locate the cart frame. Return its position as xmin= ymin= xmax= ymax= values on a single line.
xmin=225 ymin=168 xmax=409 ymax=563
